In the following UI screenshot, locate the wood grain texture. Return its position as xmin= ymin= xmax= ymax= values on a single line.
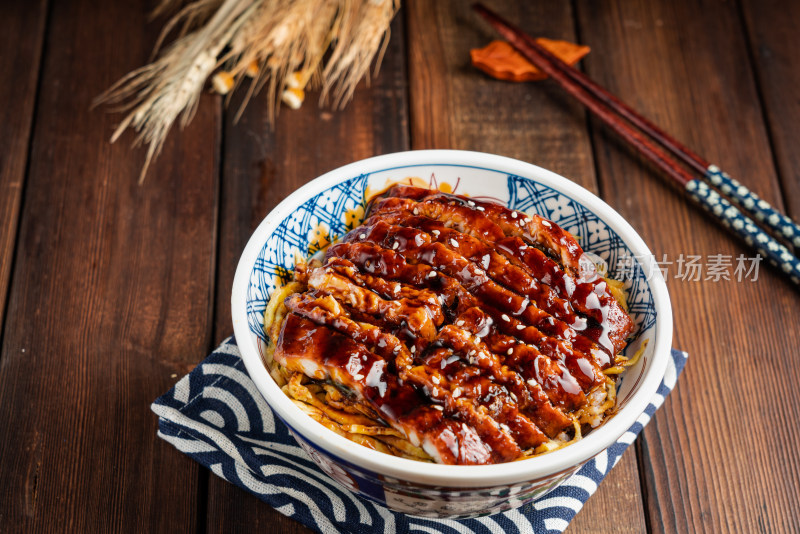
xmin=3 ymin=0 xmax=799 ymax=531
xmin=575 ymin=0 xmax=800 ymax=531
xmin=0 ymin=0 xmax=220 ymax=531
xmin=204 ymin=14 xmax=409 ymax=534
xmin=407 ymin=0 xmax=599 ymax=184
xmin=0 ymin=0 xmax=48 ymax=336
xmin=739 ymin=0 xmax=800 ymax=218
xmin=567 ymin=449 xmax=646 ymax=534
xmin=406 ymin=1 xmax=647 ymax=532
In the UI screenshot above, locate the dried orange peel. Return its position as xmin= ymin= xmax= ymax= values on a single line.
xmin=470 ymin=39 xmax=590 ymax=82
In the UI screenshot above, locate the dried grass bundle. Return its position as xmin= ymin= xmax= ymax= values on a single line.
xmin=96 ymin=0 xmax=400 ymax=182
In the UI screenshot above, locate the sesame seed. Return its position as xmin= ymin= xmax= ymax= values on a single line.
xmin=501 ymin=314 xmax=510 ymax=322
xmin=393 ymin=346 xmax=401 ymax=354
xmin=359 ymin=233 xmax=366 ymax=239
xmin=353 ymin=374 xmax=364 ymax=381
xmin=516 ymin=324 xmax=525 ymax=330
xmin=468 ymin=349 xmax=476 ymax=356
xmin=527 ymin=378 xmax=537 ymax=387
xmin=428 ymin=271 xmax=437 ymax=278
xmin=467 ymin=200 xmax=476 ymax=207
xmin=410 ymin=346 xmax=416 ymax=354
xmin=477 ymin=206 xmax=485 ymax=211
xmin=432 ymin=375 xmax=440 ymax=384
xmin=509 ymin=392 xmax=518 ymax=402
xmin=524 ymin=217 xmax=532 ymax=224
xmin=432 ymin=404 xmax=444 ymax=411
xmin=453 ymin=387 xmax=462 ymax=398
xmin=432 ymin=229 xmax=440 ymax=237
xmin=542 ymin=220 xmax=552 ymax=228
xmin=392 ymin=241 xmax=399 ymax=250
xmin=456 ymin=320 xmax=465 ymax=326
xmin=507 ymin=348 xmax=513 ymax=355
xmin=511 ymin=211 xmax=518 ymax=219
xmin=413 ymin=208 xmax=419 ymax=215
xmin=450 ymin=238 xmax=459 ymax=247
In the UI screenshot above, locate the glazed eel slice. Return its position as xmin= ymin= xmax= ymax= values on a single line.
xmin=273 ymin=186 xmax=634 ymax=465
xmin=336 ymin=221 xmax=610 ymax=387
xmin=325 ymin=243 xmax=605 ymax=407
xmin=323 ymin=241 xmax=599 ymax=404
xmin=275 ymin=312 xmax=530 ymax=464
xmin=368 ymin=185 xmax=633 ymax=356
xmin=287 ymin=278 xmax=574 ymax=438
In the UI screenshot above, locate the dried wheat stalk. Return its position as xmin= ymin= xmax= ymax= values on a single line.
xmin=95 ymin=0 xmax=399 ymax=182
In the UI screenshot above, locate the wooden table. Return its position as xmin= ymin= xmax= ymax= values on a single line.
xmin=2 ymin=0 xmax=799 ymax=532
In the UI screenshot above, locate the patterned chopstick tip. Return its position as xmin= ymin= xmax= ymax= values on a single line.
xmin=706 ymin=165 xmax=800 ymax=248
xmin=687 ymin=179 xmax=800 ymax=285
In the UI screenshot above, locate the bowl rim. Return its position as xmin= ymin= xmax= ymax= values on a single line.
xmin=232 ymin=149 xmax=673 ymax=487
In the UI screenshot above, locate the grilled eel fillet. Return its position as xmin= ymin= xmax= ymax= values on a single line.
xmin=272 ymin=185 xmax=633 ymax=465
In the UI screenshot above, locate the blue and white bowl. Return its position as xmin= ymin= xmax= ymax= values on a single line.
xmin=231 ymin=150 xmax=672 ymax=518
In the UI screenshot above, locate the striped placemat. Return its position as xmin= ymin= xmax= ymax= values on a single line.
xmin=152 ymin=337 xmax=686 ymax=533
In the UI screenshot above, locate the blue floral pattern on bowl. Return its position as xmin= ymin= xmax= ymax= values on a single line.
xmin=247 ymin=173 xmax=369 ymax=340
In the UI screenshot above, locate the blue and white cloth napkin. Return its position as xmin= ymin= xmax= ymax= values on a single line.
xmin=152 ymin=337 xmax=687 ymax=534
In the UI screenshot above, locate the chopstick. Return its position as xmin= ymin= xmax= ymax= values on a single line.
xmin=511 ymin=16 xmax=800 ymax=254
xmin=473 ymin=3 xmax=800 ymax=286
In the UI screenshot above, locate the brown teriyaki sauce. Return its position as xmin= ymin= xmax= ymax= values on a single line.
xmin=273 ymin=185 xmax=633 ymax=465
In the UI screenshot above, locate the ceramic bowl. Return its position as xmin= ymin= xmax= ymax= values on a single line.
xmin=231 ymin=150 xmax=672 ymax=518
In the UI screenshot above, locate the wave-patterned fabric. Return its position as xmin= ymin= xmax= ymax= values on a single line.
xmin=152 ymin=338 xmax=687 ymax=534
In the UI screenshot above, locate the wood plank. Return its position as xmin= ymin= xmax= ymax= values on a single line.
xmin=406 ymin=1 xmax=647 ymax=532
xmin=575 ymin=0 xmax=800 ymax=531
xmin=567 ymin=449 xmax=645 ymax=533
xmin=204 ymin=13 xmax=410 ymax=534
xmin=0 ymin=0 xmax=48 ymax=334
xmin=408 ymin=0 xmax=598 ymax=181
xmin=0 ymin=0 xmax=220 ymax=531
xmin=739 ymin=0 xmax=800 ymax=217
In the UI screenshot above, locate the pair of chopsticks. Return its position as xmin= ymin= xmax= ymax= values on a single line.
xmin=474 ymin=3 xmax=800 ymax=286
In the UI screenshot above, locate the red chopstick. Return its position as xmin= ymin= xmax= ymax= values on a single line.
xmin=473 ymin=3 xmax=800 ymax=286
xmin=473 ymin=4 xmax=695 ymax=189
